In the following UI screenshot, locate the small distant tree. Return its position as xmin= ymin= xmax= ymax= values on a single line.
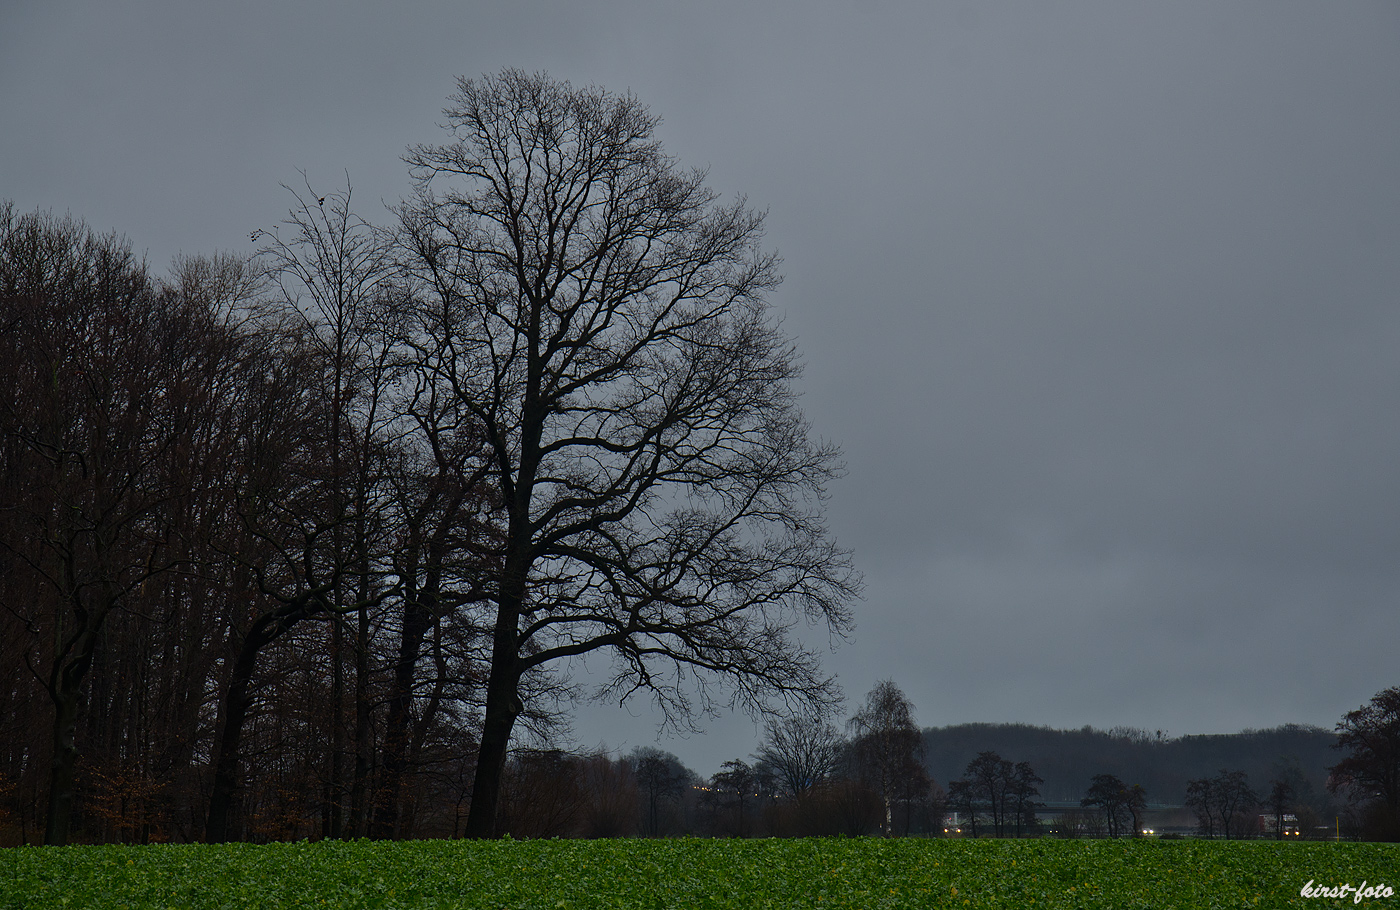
xmin=710 ymin=759 xmax=758 ymax=837
xmin=1214 ymin=769 xmax=1258 ymax=840
xmin=964 ymin=751 xmax=1014 ymax=837
xmin=754 ymin=714 xmax=843 ymax=801
xmin=1082 ymin=773 xmax=1136 ymax=838
xmin=1007 ymin=761 xmax=1045 ymax=837
xmin=1264 ymin=777 xmax=1296 ymax=840
xmin=1187 ymin=769 xmax=1256 ymax=839
xmin=946 ymin=753 xmax=1041 ymax=838
xmin=1271 ymin=755 xmax=1326 ymax=839
xmin=632 ymin=748 xmax=691 ymax=837
xmin=945 ymin=779 xmax=980 ymax=837
xmin=889 ymin=754 xmax=939 ymax=836
xmin=1126 ymin=784 xmax=1148 ymax=835
xmin=1185 ymin=776 xmax=1217 ymax=837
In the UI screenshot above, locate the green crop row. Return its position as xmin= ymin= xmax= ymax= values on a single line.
xmin=2 ymin=838 xmax=1397 ymax=910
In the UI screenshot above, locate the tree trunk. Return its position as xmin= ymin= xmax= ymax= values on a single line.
xmin=43 ymin=676 xmax=83 ymax=845
xmin=205 ymin=642 xmax=257 ymax=843
xmin=463 ymin=675 xmax=521 ymax=838
xmin=462 ymin=578 xmax=524 ymax=839
xmin=205 ymin=601 xmax=312 ymax=842
xmin=43 ymin=598 xmax=109 ymax=846
xmin=328 ymin=615 xmax=344 ymax=839
xmin=462 ymin=529 xmax=530 ymax=840
xmin=349 ymin=600 xmax=371 ymax=837
xmin=369 ymin=590 xmax=434 ymax=838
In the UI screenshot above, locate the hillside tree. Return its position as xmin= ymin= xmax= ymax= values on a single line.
xmin=1330 ymin=686 xmax=1400 ymax=841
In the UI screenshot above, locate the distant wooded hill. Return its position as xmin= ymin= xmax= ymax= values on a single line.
xmin=922 ymin=723 xmax=1338 ymax=806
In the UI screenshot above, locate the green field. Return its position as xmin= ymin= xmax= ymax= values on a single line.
xmin=3 ymin=838 xmax=1398 ymax=910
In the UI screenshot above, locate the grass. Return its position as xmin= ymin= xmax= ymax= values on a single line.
xmin=2 ymin=837 xmax=1398 ymax=909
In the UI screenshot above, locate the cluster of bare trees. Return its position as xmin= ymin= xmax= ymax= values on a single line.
xmin=946 ymin=751 xmax=1043 ymax=838
xmin=1079 ymin=773 xmax=1147 ymax=838
xmin=0 ymin=70 xmax=858 ymax=845
xmin=1183 ymin=770 xmax=1258 ymax=839
xmin=490 ymin=679 xmax=945 ymax=840
xmin=700 ymin=680 xmax=944 ymax=838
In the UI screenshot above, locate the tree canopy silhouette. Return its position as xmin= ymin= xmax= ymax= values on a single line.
xmin=396 ymin=69 xmax=860 ymax=837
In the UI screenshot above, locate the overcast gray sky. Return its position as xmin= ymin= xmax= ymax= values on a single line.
xmin=4 ymin=1 xmax=1398 ymax=777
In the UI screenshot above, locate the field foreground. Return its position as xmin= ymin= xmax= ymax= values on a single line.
xmin=3 ymin=838 xmax=1398 ymax=910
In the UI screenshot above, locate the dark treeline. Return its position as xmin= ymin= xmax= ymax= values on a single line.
xmin=927 ymin=722 xmax=1400 ymax=840
xmin=489 ymin=681 xmax=946 ymax=839
xmin=923 ymin=723 xmax=1338 ymax=810
xmin=0 ymin=199 xmax=491 ymax=846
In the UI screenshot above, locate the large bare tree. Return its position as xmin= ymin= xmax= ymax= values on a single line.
xmin=397 ymin=70 xmax=860 ymax=837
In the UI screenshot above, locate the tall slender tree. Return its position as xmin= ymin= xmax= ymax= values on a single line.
xmin=1264 ymin=777 xmax=1296 ymax=839
xmin=256 ymin=176 xmax=398 ymax=838
xmin=1007 ymin=761 xmax=1044 ymax=837
xmin=847 ymin=680 xmax=923 ymax=836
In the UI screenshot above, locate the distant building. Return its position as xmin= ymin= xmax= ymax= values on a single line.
xmin=1259 ymin=813 xmax=1301 ymax=837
